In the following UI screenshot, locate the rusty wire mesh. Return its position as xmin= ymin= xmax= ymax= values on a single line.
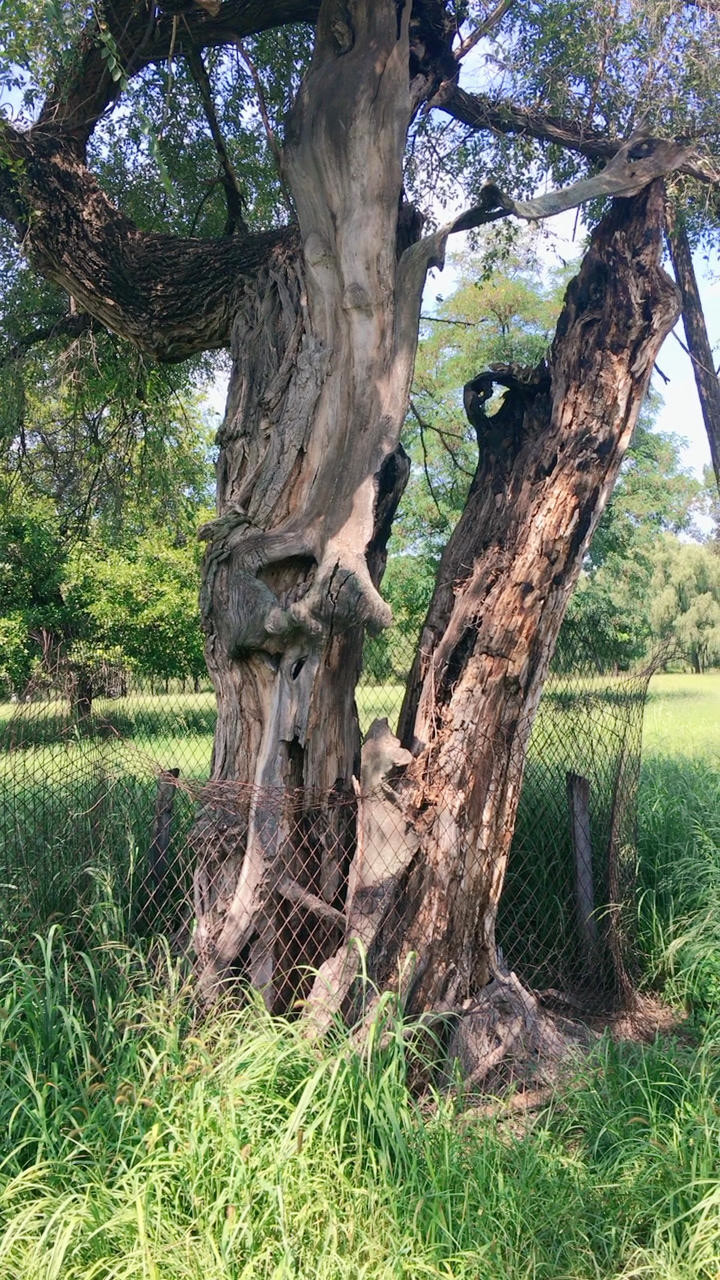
xmin=0 ymin=622 xmax=651 ymax=1021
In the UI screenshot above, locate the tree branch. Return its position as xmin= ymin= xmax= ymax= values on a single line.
xmin=435 ymin=87 xmax=720 ymax=187
xmin=667 ymin=216 xmax=720 ymax=489
xmin=184 ymin=40 xmax=249 ymax=235
xmin=233 ymin=39 xmax=295 ymax=216
xmin=0 ymin=117 xmax=295 ymax=361
xmin=395 ymin=131 xmax=695 ymax=360
xmin=453 ymin=0 xmax=516 ymax=62
xmin=37 ymin=0 xmax=320 ymax=148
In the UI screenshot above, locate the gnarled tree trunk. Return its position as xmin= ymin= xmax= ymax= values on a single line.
xmin=193 ymin=4 xmax=422 ymax=1003
xmin=194 ymin=138 xmax=679 ymax=1020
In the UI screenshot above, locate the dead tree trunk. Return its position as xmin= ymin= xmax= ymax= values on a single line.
xmin=307 ymin=182 xmax=679 ymax=1027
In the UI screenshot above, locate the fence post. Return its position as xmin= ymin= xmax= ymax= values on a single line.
xmin=149 ymin=768 xmax=180 ymax=908
xmin=566 ymin=772 xmax=597 ymax=966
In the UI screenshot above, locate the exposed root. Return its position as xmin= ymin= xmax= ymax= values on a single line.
xmin=443 ymin=969 xmax=591 ymax=1096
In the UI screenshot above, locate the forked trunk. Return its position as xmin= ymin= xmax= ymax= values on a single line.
xmin=192 ymin=3 xmax=679 ymax=1024
xmin=306 ymin=183 xmax=679 ymax=1028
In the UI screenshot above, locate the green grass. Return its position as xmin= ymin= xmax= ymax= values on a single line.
xmin=643 ymin=672 xmax=720 ymax=760
xmin=1 ymin=924 xmax=720 ymax=1279
xmin=1 ymin=671 xmax=719 ymax=1277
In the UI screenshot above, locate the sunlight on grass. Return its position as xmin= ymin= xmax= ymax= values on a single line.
xmin=643 ymin=672 xmax=720 ymax=760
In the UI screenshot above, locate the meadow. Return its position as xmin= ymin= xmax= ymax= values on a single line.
xmin=0 ymin=672 xmax=718 ymax=1278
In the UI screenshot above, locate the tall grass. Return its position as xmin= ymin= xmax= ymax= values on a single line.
xmin=1 ymin=675 xmax=719 ymax=1277
xmin=1 ymin=915 xmax=720 ymax=1278
xmin=636 ymin=755 xmax=720 ymax=1023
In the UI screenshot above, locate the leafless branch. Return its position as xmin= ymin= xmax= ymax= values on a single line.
xmin=409 ymin=398 xmax=451 ymax=524
xmin=454 ymin=0 xmax=516 ymax=61
xmin=234 ymin=40 xmax=295 ymax=216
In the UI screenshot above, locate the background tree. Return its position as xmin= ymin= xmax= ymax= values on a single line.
xmin=558 ymin=412 xmax=703 ymax=672
xmin=0 ymin=0 xmax=718 ymax=1041
xmin=650 ymin=538 xmax=720 ymax=673
xmin=0 ymin=386 xmax=213 ymax=702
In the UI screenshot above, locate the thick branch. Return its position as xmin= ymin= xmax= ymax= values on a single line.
xmin=667 ymin=217 xmax=720 ymax=488
xmin=38 ymin=0 xmax=320 ymax=148
xmin=0 ymin=120 xmax=293 ymax=361
xmin=396 ymin=132 xmax=694 ymax=348
xmin=453 ymin=0 xmax=517 ymax=61
xmin=436 ymin=88 xmax=720 ymax=187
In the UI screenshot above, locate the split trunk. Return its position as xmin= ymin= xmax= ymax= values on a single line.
xmin=190 ymin=7 xmax=679 ymax=1022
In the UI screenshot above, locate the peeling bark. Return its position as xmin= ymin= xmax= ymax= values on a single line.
xmin=193 ymin=0 xmax=422 ymax=1004
xmin=379 ymin=182 xmax=680 ymax=1017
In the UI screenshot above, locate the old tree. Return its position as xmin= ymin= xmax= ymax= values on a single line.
xmin=1 ymin=1 xmax=719 ymax=1045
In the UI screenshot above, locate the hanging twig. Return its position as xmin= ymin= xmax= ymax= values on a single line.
xmin=234 ymin=40 xmax=295 ymax=217
xmin=409 ymin=398 xmax=451 ymax=525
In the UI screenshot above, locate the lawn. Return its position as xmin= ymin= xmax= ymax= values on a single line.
xmin=643 ymin=670 xmax=720 ymax=759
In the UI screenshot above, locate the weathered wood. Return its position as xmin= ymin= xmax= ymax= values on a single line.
xmin=194 ymin=1 xmax=420 ymax=1003
xmin=566 ymin=772 xmax=598 ymax=963
xmin=149 ymin=768 xmax=180 ymax=906
xmin=0 ymin=0 xmax=706 ymax=1062
xmin=305 ymin=719 xmax=418 ymax=1032
xmin=385 ymin=181 xmax=680 ymax=1017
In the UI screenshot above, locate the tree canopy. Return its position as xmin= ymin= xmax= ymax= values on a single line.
xmin=1 ymin=2 xmax=718 ymax=374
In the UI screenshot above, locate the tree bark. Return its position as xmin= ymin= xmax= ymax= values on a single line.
xmin=667 ymin=217 xmax=720 ymax=490
xmin=305 ymin=181 xmax=679 ymax=1027
xmin=192 ymin=0 xmax=423 ymax=1005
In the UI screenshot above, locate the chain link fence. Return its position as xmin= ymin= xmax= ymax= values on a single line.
xmin=0 ymin=620 xmax=652 ymax=1025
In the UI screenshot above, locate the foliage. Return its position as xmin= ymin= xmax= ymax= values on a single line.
xmin=397 ymin=248 xmax=563 ymax=557
xmin=0 ymin=386 xmax=213 ymax=696
xmin=409 ymin=0 xmax=720 ymax=249
xmin=0 ymin=485 xmax=67 ymax=690
xmin=68 ymin=532 xmax=207 ymax=685
xmin=650 ymin=538 xmax=720 ymax=672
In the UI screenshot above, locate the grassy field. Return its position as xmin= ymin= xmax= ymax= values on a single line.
xmin=0 ymin=672 xmax=719 ymax=1277
xmin=643 ymin=671 xmax=720 ymax=759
